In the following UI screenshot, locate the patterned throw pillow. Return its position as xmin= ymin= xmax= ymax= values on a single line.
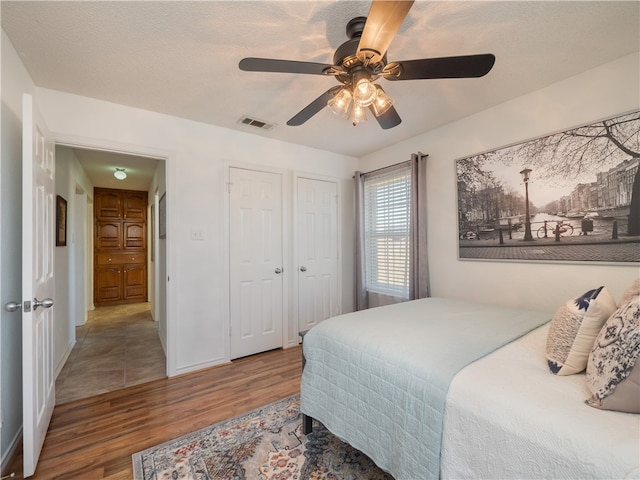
xmin=546 ymin=286 xmax=617 ymax=375
xmin=585 ymin=298 xmax=640 ymax=413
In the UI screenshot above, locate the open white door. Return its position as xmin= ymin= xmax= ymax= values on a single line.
xmin=22 ymin=94 xmax=56 ymax=477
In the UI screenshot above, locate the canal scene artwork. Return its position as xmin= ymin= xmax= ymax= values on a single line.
xmin=456 ymin=111 xmax=640 ymax=263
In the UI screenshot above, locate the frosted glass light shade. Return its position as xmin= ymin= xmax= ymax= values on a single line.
xmin=114 ymin=168 xmax=127 ymax=180
xmin=328 ymin=88 xmax=352 ymax=117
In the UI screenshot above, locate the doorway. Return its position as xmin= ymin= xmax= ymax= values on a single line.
xmin=54 ymin=145 xmax=167 ymax=402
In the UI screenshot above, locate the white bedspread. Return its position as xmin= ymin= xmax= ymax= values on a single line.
xmin=301 ymin=297 xmax=549 ymax=480
xmin=442 ymin=322 xmax=640 ymax=479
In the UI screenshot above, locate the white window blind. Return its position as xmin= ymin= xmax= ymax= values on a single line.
xmin=364 ymin=163 xmax=411 ymax=299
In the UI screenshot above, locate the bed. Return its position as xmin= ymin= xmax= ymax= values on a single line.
xmin=300 ymin=297 xmax=640 ymax=480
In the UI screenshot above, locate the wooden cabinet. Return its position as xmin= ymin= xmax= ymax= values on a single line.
xmin=94 ymin=188 xmax=148 ymax=306
xmin=96 ymin=189 xmax=147 ymax=221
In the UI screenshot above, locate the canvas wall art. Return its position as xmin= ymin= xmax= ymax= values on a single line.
xmin=456 ymin=111 xmax=640 ymax=263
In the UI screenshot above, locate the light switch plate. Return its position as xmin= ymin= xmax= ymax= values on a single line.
xmin=190 ymin=228 xmax=204 ymax=241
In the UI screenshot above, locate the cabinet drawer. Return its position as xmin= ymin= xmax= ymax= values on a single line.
xmin=97 ymin=253 xmax=145 ymax=265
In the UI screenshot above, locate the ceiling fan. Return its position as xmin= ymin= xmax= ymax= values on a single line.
xmin=239 ymin=0 xmax=495 ymax=129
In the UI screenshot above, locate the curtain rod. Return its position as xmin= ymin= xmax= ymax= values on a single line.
xmin=356 ymin=152 xmax=428 ymax=177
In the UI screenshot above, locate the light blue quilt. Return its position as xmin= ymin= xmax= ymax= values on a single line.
xmin=300 ymin=297 xmax=550 ymax=480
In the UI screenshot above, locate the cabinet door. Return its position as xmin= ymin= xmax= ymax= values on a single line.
xmin=123 ymin=191 xmax=147 ymax=220
xmin=123 ymin=264 xmax=147 ymax=301
xmin=96 ymin=222 xmax=122 ymax=249
xmin=95 ymin=190 xmax=122 ymax=219
xmin=95 ymin=266 xmax=122 ymax=303
xmin=123 ymin=222 xmax=146 ymax=249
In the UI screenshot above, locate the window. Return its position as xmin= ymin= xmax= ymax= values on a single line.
xmin=363 ymin=163 xmax=411 ymax=299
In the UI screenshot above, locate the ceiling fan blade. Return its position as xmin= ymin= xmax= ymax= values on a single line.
xmin=357 ymin=0 xmax=414 ymax=65
xmin=239 ymin=57 xmax=334 ymax=75
xmin=383 ymin=54 xmax=496 ymax=80
xmin=370 ymin=104 xmax=402 ymax=129
xmin=287 ymin=88 xmax=340 ymax=126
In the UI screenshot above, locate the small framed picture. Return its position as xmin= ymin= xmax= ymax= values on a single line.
xmin=56 ymin=195 xmax=67 ymax=246
xmin=159 ymin=193 xmax=167 ymax=239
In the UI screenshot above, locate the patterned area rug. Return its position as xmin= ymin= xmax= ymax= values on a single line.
xmin=132 ymin=394 xmax=392 ymax=479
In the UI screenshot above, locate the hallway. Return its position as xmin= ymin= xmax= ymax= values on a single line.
xmin=55 ymin=302 xmax=166 ymax=405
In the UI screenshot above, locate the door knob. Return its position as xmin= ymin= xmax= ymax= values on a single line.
xmin=4 ymin=301 xmax=22 ymax=312
xmin=300 ymin=266 xmax=307 ymax=272
xmin=274 ymin=268 xmax=282 ymax=274
xmin=33 ymin=297 xmax=54 ymax=311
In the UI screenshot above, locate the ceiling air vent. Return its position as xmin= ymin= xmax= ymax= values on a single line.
xmin=238 ymin=116 xmax=276 ymax=131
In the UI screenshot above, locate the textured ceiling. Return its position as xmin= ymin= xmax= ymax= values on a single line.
xmin=3 ymin=1 xmax=639 ymax=162
xmin=69 ymin=148 xmax=160 ymax=191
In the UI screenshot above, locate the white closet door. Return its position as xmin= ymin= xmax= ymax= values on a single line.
xmin=229 ymin=167 xmax=283 ymax=359
xmin=297 ymin=177 xmax=339 ymax=334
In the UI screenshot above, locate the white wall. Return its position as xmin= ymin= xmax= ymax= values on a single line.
xmin=147 ymin=163 xmax=167 ymax=351
xmin=0 ymin=29 xmax=35 ymax=472
xmin=359 ymin=53 xmax=640 ymax=310
xmin=35 ymin=87 xmax=359 ymax=376
xmin=53 ymin=150 xmax=72 ymax=375
xmin=53 ymin=146 xmax=94 ymax=376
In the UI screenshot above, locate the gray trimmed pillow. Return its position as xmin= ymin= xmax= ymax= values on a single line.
xmin=585 ymin=298 xmax=640 ymax=413
xmin=546 ymin=286 xmax=617 ymax=375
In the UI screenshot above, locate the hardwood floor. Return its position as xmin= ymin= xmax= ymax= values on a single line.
xmin=7 ymin=346 xmax=302 ymax=479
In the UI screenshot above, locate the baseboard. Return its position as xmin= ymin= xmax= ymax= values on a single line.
xmin=158 ymin=329 xmax=167 ymax=355
xmin=173 ymin=357 xmax=229 ymax=377
xmin=1 ymin=426 xmax=22 ymax=478
xmin=55 ymin=339 xmax=75 ymax=378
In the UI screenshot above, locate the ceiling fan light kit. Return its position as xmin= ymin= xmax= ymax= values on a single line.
xmin=239 ymin=0 xmax=495 ymax=130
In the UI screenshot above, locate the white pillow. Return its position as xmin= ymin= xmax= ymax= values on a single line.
xmin=546 ymin=286 xmax=617 ymax=375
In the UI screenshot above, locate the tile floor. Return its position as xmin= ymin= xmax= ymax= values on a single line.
xmin=55 ymin=302 xmax=166 ymax=405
